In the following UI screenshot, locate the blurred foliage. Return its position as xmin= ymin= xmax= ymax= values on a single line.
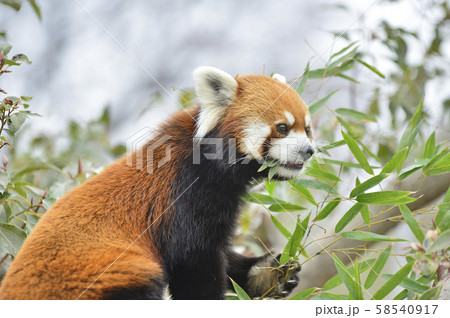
xmin=231 ymin=0 xmax=450 ymax=300
xmin=0 ymin=0 xmax=448 ymax=300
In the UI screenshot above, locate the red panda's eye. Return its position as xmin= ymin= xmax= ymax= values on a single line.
xmin=305 ymin=127 xmax=311 ymax=137
xmin=277 ymin=124 xmax=289 ymax=134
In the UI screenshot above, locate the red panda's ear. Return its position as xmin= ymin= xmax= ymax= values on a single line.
xmin=272 ymin=73 xmax=286 ymax=84
xmin=193 ymin=66 xmax=237 ymax=138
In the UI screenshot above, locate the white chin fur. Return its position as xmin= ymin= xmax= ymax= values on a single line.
xmin=274 ymin=166 xmax=303 ymax=179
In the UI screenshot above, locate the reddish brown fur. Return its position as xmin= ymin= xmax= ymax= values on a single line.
xmin=0 ymin=74 xmax=307 ymax=299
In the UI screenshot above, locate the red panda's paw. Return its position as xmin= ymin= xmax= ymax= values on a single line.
xmin=247 ymin=253 xmax=301 ymax=299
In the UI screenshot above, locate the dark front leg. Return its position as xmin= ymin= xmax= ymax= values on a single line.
xmin=226 ymin=250 xmax=301 ymax=298
xmin=168 ymin=252 xmax=227 ymax=300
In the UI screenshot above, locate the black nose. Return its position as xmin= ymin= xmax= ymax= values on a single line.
xmin=301 ymin=146 xmax=315 ymax=160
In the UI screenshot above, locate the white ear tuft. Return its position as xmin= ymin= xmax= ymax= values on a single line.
xmin=193 ymin=66 xmax=238 ymax=138
xmin=272 ymin=73 xmax=286 ymax=84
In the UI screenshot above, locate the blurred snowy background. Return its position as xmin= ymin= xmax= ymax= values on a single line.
xmin=2 ymin=0 xmax=446 ymax=144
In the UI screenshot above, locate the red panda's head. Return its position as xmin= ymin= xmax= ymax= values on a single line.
xmin=193 ymin=66 xmax=315 ymax=180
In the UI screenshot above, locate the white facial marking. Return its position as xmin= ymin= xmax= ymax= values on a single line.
xmin=242 ymin=123 xmax=271 ymax=159
xmin=284 ymin=111 xmax=295 ymax=126
xmin=268 ymin=130 xmax=314 ymax=179
xmin=305 ymin=114 xmax=311 ymax=128
xmin=272 ymin=73 xmax=286 ymax=84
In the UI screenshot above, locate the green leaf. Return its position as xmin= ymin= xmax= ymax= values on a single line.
xmin=291 ymin=184 xmax=317 ymax=206
xmin=323 ymin=158 xmax=380 ymax=170
xmin=341 ymin=231 xmax=406 ymax=242
xmin=381 ymin=274 xmax=430 ymax=294
xmin=268 ymin=165 xmax=279 ymax=181
xmin=353 ymin=260 xmax=363 ymax=300
xmin=371 ymin=262 xmax=414 ymax=300
xmin=354 ymin=58 xmax=385 ymax=78
xmin=364 ymin=245 xmax=392 ymax=289
xmin=268 ymin=203 xmax=306 ymax=212
xmin=331 ymin=41 xmax=358 ymax=59
xmin=428 ymin=229 xmax=450 ymax=253
xmin=350 ymin=174 xmax=388 ymax=198
xmin=0 ymin=43 xmax=12 ymax=56
xmin=436 ymin=186 xmax=450 ymax=231
xmin=296 ymin=62 xmax=310 ymax=96
xmin=265 ymin=180 xmax=275 ymax=196
xmin=332 ymin=253 xmax=359 ymax=299
xmin=1 ymin=1 xmax=21 ymax=11
xmin=356 ymin=191 xmax=416 ymax=205
xmin=399 ymin=204 xmax=424 ymax=243
xmin=305 ymin=167 xmax=342 ymax=182
xmin=322 ymin=258 xmax=375 ymax=291
xmin=230 ymin=279 xmax=251 ymax=300
xmin=342 ymin=130 xmax=374 ymax=175
xmin=0 ymin=222 xmax=27 ymax=256
xmin=335 ymin=108 xmax=377 ymax=122
xmin=20 ymin=95 xmax=32 ymax=102
xmin=12 ymin=53 xmax=31 ymax=64
xmin=289 ymin=287 xmax=317 ymax=300
xmin=270 ymin=215 xmax=291 ymax=239
xmin=399 ymin=164 xmax=423 ymax=180
xmin=243 ymin=193 xmax=283 ymax=205
xmin=309 ymin=90 xmax=338 ymax=115
xmin=418 ymin=284 xmax=443 ymax=300
xmin=7 ymin=112 xmax=28 ymax=134
xmin=360 ymin=204 xmax=370 ymax=224
xmin=280 ymin=214 xmax=309 ymax=264
xmin=27 ymin=0 xmax=42 ymax=20
xmin=381 ymin=147 xmax=409 ymax=174
xmin=315 ymin=199 xmax=341 ymax=221
xmin=292 ymin=179 xmax=338 ymax=195
xmin=424 ymin=131 xmax=436 ymax=159
xmin=335 ymin=203 xmax=364 ymax=233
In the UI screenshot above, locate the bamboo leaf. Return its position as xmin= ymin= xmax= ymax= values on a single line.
xmin=332 ymin=253 xmax=358 ymax=299
xmin=371 ymin=262 xmax=414 ymax=300
xmin=309 ymin=90 xmax=338 ymax=115
xmin=280 ymin=215 xmax=309 ymax=263
xmin=341 ymin=231 xmax=406 ymax=242
xmin=360 ymin=204 xmax=370 ymax=224
xmin=364 ymin=245 xmax=392 ymax=289
xmin=381 ymin=147 xmax=409 ymax=174
xmin=424 ymin=131 xmax=436 ymax=159
xmin=418 ymin=284 xmax=443 ymax=300
xmin=342 ymin=130 xmax=374 ymax=175
xmin=268 ymin=203 xmax=306 ymax=212
xmin=270 ymin=215 xmax=291 ymax=239
xmin=428 ymin=229 xmax=450 ymax=253
xmin=292 ymin=179 xmax=338 ymax=195
xmin=305 ymin=167 xmax=342 ymax=182
xmin=356 ymin=191 xmax=416 ymax=205
xmin=296 ymin=62 xmax=310 ymax=96
xmin=291 ymin=184 xmax=317 ymax=206
xmin=335 ymin=108 xmax=377 ymax=122
xmin=350 ymin=174 xmax=388 ymax=198
xmin=322 ymin=258 xmax=375 ymax=291
xmin=354 ymin=58 xmax=385 ymax=78
xmin=399 ymin=164 xmax=423 ymax=180
xmin=315 ymin=199 xmax=341 ymax=221
xmin=399 ymin=204 xmax=424 ymax=243
xmin=230 ymin=279 xmax=251 ymax=300
xmin=335 ymin=203 xmax=364 ymax=233
xmin=289 ymin=287 xmax=317 ymax=300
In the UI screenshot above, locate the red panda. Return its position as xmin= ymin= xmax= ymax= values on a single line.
xmin=0 ymin=67 xmax=314 ymax=299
